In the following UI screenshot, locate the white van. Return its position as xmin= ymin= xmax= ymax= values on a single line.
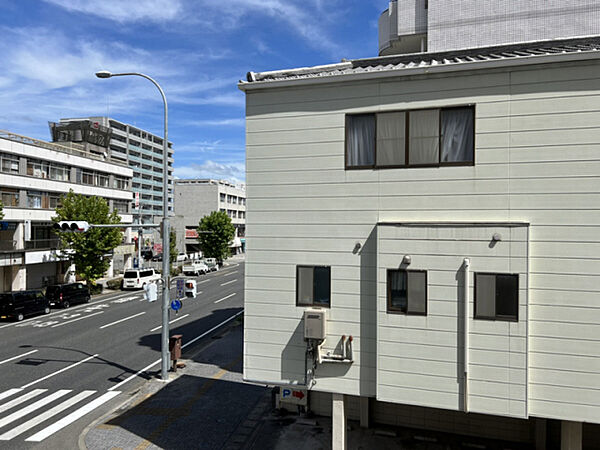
xmin=122 ymin=268 xmax=161 ymax=290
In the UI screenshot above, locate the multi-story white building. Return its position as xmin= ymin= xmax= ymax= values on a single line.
xmin=53 ymin=117 xmax=174 ymax=247
xmin=240 ymin=3 xmax=600 ymax=449
xmin=0 ymin=130 xmax=133 ymax=291
xmin=173 ymin=179 xmax=246 ymax=256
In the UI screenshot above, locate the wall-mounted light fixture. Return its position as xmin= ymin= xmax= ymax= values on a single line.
xmin=492 ymin=233 xmax=502 ymax=242
xmin=402 ymin=255 xmax=412 ymax=265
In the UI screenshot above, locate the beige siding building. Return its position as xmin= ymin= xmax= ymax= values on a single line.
xmin=240 ymin=36 xmax=600 ymax=449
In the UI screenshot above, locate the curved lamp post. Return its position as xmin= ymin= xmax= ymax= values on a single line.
xmin=96 ymin=70 xmax=171 ymax=381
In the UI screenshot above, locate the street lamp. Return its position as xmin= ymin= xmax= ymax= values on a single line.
xmin=96 ymin=70 xmax=171 ymax=381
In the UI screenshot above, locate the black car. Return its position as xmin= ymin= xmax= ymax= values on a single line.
xmin=45 ymin=283 xmax=91 ymax=308
xmin=0 ymin=290 xmax=50 ymax=321
xmin=151 ymin=253 xmax=163 ymax=262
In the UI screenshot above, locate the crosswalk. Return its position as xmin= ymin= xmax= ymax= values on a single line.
xmin=0 ymin=387 xmax=120 ymax=442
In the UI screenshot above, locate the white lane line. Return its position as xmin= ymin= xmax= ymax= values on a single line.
xmin=109 ymin=310 xmax=244 ymax=391
xmin=51 ymin=311 xmax=104 ymax=328
xmin=21 ymin=354 xmax=99 ymax=389
xmin=0 ymin=390 xmax=47 ymax=414
xmin=0 ymin=390 xmax=96 ymax=441
xmin=183 ymin=310 xmax=243 ymax=349
xmin=220 ymin=279 xmax=237 ymax=286
xmin=0 ymin=389 xmax=22 ymax=403
xmin=25 ymin=391 xmax=121 ymax=442
xmin=99 ymin=312 xmax=146 ymax=329
xmin=197 ymin=279 xmax=210 ymax=284
xmin=0 ymin=350 xmax=38 ymax=366
xmin=0 ymin=390 xmax=71 ymax=429
xmin=0 ymin=291 xmax=130 ymax=330
xmin=214 ymin=293 xmax=236 ymax=304
xmin=222 ymin=271 xmax=238 ymax=277
xmin=150 ymin=314 xmax=189 ymax=332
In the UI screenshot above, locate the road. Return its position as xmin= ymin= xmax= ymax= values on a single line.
xmin=0 ymin=261 xmax=244 ymax=449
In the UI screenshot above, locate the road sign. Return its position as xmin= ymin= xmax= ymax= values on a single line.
xmin=135 ymin=192 xmax=140 ymax=208
xmin=171 ymin=299 xmax=182 ymax=311
xmin=280 ymin=387 xmax=307 ymax=406
xmin=176 ymin=279 xmax=184 ymax=298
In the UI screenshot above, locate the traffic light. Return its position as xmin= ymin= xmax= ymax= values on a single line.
xmin=53 ymin=221 xmax=90 ymax=233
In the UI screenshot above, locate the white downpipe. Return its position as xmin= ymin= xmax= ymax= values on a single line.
xmin=463 ymin=258 xmax=470 ymax=413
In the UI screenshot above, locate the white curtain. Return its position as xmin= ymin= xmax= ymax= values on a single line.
xmin=347 ymin=115 xmax=375 ymax=166
xmin=409 ymin=109 xmax=439 ymax=165
xmin=377 ymin=112 xmax=406 ymax=166
xmin=389 ymin=270 xmax=407 ymax=311
xmin=441 ymin=107 xmax=474 ymax=162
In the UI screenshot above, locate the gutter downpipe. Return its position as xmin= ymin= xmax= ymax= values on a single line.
xmin=463 ymin=258 xmax=470 ymax=413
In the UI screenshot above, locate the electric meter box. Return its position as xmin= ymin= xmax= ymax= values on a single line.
xmin=304 ymin=309 xmax=326 ymax=340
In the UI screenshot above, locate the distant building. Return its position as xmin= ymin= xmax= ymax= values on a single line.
xmin=52 ymin=117 xmax=174 ymax=247
xmin=173 ymin=179 xmax=246 ymax=257
xmin=0 ymin=130 xmax=133 ymax=291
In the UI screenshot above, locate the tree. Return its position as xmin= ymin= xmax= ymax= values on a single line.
xmin=52 ymin=190 xmax=123 ymax=285
xmin=197 ymin=211 xmax=235 ymax=261
xmin=169 ymin=230 xmax=177 ymax=265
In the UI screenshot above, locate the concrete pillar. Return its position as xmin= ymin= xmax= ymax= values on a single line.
xmin=360 ymin=396 xmax=370 ymax=428
xmin=535 ymin=418 xmax=546 ymax=450
xmin=561 ymin=421 xmax=582 ymax=450
xmin=19 ymin=157 xmax=27 ymax=175
xmin=12 ymin=266 xmax=26 ymax=290
xmin=105 ymin=259 xmax=114 ymax=278
xmin=124 ymin=254 xmax=133 ymax=270
xmin=18 ymin=190 xmax=27 ymax=208
xmin=332 ymin=393 xmax=346 ymax=450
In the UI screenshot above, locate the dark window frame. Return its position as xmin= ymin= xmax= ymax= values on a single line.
xmin=386 ymin=269 xmax=428 ymax=315
xmin=296 ymin=265 xmax=331 ymax=308
xmin=345 ymin=105 xmax=475 ymax=170
xmin=474 ymin=272 xmax=519 ymax=322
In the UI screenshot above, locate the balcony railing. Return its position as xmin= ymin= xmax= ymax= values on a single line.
xmin=25 ymin=239 xmax=61 ymax=250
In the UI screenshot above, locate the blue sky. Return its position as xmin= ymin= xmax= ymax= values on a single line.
xmin=0 ymin=0 xmax=389 ymax=183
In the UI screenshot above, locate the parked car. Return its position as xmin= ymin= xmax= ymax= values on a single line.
xmin=176 ymin=252 xmax=188 ymax=262
xmin=203 ymin=258 xmax=219 ymax=272
xmin=151 ymin=253 xmax=163 ymax=262
xmin=45 ymin=283 xmax=91 ymax=309
xmin=122 ymin=268 xmax=161 ymax=290
xmin=182 ymin=260 xmax=209 ymax=276
xmin=141 ymin=250 xmax=153 ymax=261
xmin=0 ymin=290 xmax=50 ymax=321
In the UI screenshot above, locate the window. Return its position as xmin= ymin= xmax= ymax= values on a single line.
xmin=345 ymin=106 xmax=474 ymax=169
xmin=114 ymin=200 xmax=129 ymax=214
xmin=1 ymin=153 xmax=19 ymax=174
xmin=49 ymin=164 xmax=70 ymax=181
xmin=296 ymin=266 xmax=331 ymax=307
xmin=387 ymin=269 xmax=427 ymax=315
xmin=27 ymin=159 xmax=49 ymax=178
xmin=0 ymin=188 xmax=19 ymax=207
xmin=81 ymin=170 xmax=94 ymax=185
xmin=474 ymin=273 xmax=519 ymax=321
xmin=27 ymin=191 xmax=43 ymax=209
xmin=114 ymin=176 xmax=129 ymax=190
xmin=220 ymin=193 xmax=226 ymax=202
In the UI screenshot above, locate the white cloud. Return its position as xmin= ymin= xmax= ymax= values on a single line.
xmin=43 ymin=0 xmax=183 ymax=23
xmin=174 ymin=160 xmax=245 ymax=184
xmin=186 ymin=118 xmax=245 ymax=127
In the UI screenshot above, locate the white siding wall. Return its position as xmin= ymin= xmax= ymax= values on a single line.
xmin=244 ymin=59 xmax=600 ymax=423
xmin=377 ymin=224 xmax=528 ymax=418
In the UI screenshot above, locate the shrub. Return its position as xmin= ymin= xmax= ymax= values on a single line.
xmin=89 ymin=284 xmax=103 ymax=295
xmin=106 ymin=278 xmax=123 ymax=290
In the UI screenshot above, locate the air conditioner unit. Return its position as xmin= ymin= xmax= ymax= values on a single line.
xmin=304 ymin=309 xmax=326 ymax=341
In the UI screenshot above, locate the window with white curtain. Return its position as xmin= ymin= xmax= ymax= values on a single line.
xmin=346 ymin=114 xmax=375 ymax=168
xmin=387 ymin=269 xmax=427 ymax=315
xmin=346 ymin=105 xmax=474 ymax=169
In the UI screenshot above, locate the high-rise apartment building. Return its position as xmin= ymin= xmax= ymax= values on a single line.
xmin=53 ymin=117 xmax=174 ymax=242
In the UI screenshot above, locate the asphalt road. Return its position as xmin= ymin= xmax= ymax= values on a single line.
xmin=0 ymin=261 xmax=244 ymax=449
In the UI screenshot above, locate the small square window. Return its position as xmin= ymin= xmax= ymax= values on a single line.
xmin=346 ymin=114 xmax=375 ymax=168
xmin=296 ymin=266 xmax=331 ymax=307
xmin=475 ymin=273 xmax=519 ymax=321
xmin=387 ymin=269 xmax=427 ymax=315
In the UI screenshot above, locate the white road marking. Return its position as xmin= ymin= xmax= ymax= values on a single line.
xmin=220 ymin=279 xmax=237 ymax=286
xmin=197 ymin=279 xmax=210 ymax=284
xmin=150 ymin=314 xmax=189 ymax=332
xmin=51 ymin=311 xmax=104 ymax=328
xmin=0 ymin=350 xmax=38 ymax=366
xmin=0 ymin=389 xmax=23 ymax=403
xmin=111 ymin=296 xmax=140 ymax=304
xmin=109 ymin=310 xmax=244 ymax=391
xmin=0 ymin=391 xmax=96 ymax=441
xmin=0 ymin=390 xmax=71 ymax=429
xmin=21 ymin=354 xmax=99 ymax=389
xmin=100 ymin=312 xmax=146 ymax=329
xmin=222 ymin=271 xmax=238 ymax=277
xmin=214 ymin=293 xmax=236 ymax=304
xmin=0 ymin=390 xmax=47 ymax=414
xmin=25 ymin=391 xmax=121 ymax=442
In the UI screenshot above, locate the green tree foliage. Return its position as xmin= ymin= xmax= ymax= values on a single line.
xmin=52 ymin=190 xmax=122 ymax=284
xmin=197 ymin=211 xmax=234 ymax=261
xmin=170 ymin=230 xmax=177 ymax=265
